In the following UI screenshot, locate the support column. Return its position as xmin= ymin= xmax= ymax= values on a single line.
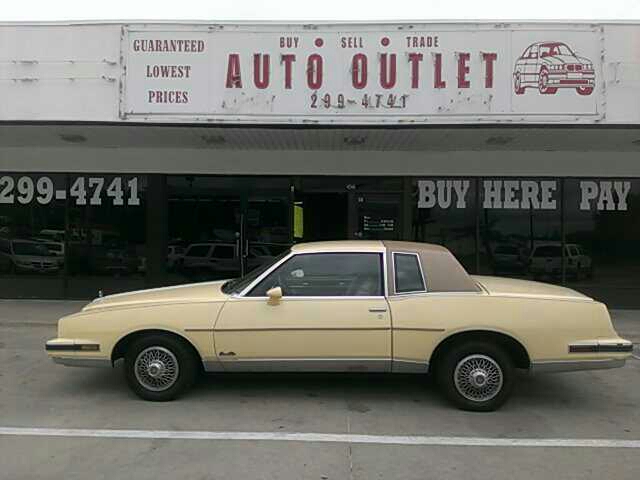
xmin=145 ymin=174 xmax=168 ymax=288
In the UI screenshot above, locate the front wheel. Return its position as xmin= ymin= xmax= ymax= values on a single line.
xmin=124 ymin=334 xmax=198 ymax=401
xmin=436 ymin=341 xmax=514 ymax=411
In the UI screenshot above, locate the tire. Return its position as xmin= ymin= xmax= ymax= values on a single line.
xmin=538 ymin=69 xmax=557 ymax=94
xmin=576 ymin=86 xmax=593 ymax=96
xmin=124 ymin=334 xmax=198 ymax=401
xmin=514 ymin=72 xmax=525 ymax=94
xmin=436 ymin=341 xmax=514 ymax=412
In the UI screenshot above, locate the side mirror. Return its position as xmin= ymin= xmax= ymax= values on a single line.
xmin=266 ymin=286 xmax=283 ymax=305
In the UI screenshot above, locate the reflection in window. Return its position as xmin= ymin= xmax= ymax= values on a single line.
xmin=412 ymin=179 xmax=477 ymax=272
xmin=249 ymin=253 xmax=383 ymax=297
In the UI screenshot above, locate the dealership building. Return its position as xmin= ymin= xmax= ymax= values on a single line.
xmin=1 ymin=21 xmax=639 ymax=306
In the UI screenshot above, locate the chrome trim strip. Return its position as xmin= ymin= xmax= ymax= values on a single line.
xmin=45 ymin=342 xmax=100 ymax=352
xmin=382 ymin=248 xmax=389 ymax=298
xmin=391 ymin=251 xmax=427 ymax=296
xmin=530 ymin=358 xmax=626 ymax=373
xmin=232 ymin=295 xmax=387 ymax=302
xmin=389 ymin=291 xmax=485 ymax=300
xmin=392 ymin=359 xmax=429 ymax=373
xmin=393 ymin=327 xmax=446 ymax=332
xmin=216 ymin=326 xmax=391 ymax=332
xmin=184 ymin=328 xmax=215 ymax=332
xmin=238 ymin=250 xmax=296 ymax=297
xmin=51 ymin=357 xmax=111 ymax=368
xmin=568 ymin=342 xmax=633 ymax=354
xmin=202 ymin=360 xmax=225 ymax=372
xmin=216 ymin=357 xmax=391 ymax=373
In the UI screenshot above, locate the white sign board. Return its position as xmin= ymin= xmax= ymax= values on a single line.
xmin=122 ymin=25 xmax=602 ymax=123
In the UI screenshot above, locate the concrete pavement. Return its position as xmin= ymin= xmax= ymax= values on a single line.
xmin=0 ymin=301 xmax=639 ymax=479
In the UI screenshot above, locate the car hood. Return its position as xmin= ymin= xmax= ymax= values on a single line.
xmin=13 ymin=254 xmax=57 ymax=262
xmin=472 ymin=275 xmax=592 ymax=301
xmin=82 ymin=280 xmax=230 ymax=311
xmin=542 ymin=54 xmax=583 ymax=65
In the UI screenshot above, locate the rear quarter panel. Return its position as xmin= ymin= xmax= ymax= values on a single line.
xmin=389 ymin=293 xmax=617 ymax=365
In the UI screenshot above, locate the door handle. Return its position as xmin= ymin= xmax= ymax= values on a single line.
xmin=219 ymin=351 xmax=236 ymax=357
xmin=368 ymin=308 xmax=387 ymax=313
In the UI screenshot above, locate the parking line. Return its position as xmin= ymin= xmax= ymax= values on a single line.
xmin=0 ymin=427 xmax=639 ymax=449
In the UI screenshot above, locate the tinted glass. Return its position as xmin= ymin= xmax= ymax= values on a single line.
xmin=394 ymin=253 xmax=425 ymax=293
xmin=249 ymin=253 xmax=382 ymax=297
xmin=214 ymin=245 xmax=234 ymax=259
xmin=533 ymin=246 xmax=561 ymax=257
xmin=563 ymin=179 xmax=640 ymax=307
xmin=412 ymin=178 xmax=477 ymax=272
xmin=186 ymin=245 xmax=210 ymax=257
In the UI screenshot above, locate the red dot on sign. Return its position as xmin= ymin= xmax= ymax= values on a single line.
xmin=315 ymin=38 xmax=324 ymax=47
xmin=381 ymin=37 xmax=390 ymax=46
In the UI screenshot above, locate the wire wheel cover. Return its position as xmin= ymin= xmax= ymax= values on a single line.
xmin=134 ymin=346 xmax=180 ymax=392
xmin=453 ymin=354 xmax=503 ymax=402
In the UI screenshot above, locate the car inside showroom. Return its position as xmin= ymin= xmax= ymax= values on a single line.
xmin=1 ymin=21 xmax=640 ymax=307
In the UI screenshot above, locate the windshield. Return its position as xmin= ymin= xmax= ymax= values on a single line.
xmin=540 ymin=43 xmax=574 ymax=57
xmin=222 ymin=249 xmax=290 ymax=294
xmin=12 ymin=241 xmax=50 ymax=256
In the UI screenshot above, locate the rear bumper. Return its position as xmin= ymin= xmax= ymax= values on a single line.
xmin=531 ymin=339 xmax=632 ymax=373
xmin=531 ymin=358 xmax=626 ymax=373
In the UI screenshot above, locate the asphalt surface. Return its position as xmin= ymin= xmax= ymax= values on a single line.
xmin=1 ymin=301 xmax=639 ymax=480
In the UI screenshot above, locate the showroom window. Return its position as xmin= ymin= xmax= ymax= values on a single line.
xmin=478 ymin=178 xmax=562 ymax=283
xmin=65 ymin=174 xmax=146 ymax=298
xmin=563 ymin=178 xmax=640 ymax=307
xmin=0 ymin=173 xmax=67 ymax=298
xmin=412 ymin=178 xmax=477 ymax=272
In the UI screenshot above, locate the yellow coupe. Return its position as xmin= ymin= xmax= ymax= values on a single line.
xmin=46 ymin=241 xmax=632 ymax=411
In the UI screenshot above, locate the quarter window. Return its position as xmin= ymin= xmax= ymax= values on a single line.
xmin=394 ymin=253 xmax=426 ymax=294
xmin=248 ymin=252 xmax=383 ymax=297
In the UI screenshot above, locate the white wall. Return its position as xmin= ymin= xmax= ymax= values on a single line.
xmin=0 ymin=22 xmax=639 ymax=124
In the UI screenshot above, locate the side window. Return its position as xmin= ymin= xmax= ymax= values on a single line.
xmin=394 ymin=253 xmax=426 ymax=294
xmin=248 ymin=252 xmax=383 ymax=297
xmin=214 ymin=245 xmax=235 ymax=259
xmin=0 ymin=240 xmax=9 ymax=254
xmin=185 ymin=245 xmax=210 ymax=257
xmin=521 ymin=46 xmax=531 ymax=59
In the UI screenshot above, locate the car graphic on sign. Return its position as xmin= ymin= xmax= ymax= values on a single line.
xmin=513 ymin=42 xmax=595 ymax=96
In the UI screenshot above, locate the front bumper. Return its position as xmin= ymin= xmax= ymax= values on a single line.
xmin=548 ymin=72 xmax=595 ymax=87
xmin=46 ymin=339 xmax=111 ymax=368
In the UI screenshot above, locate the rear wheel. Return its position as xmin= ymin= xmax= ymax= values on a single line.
xmin=577 ymin=86 xmax=593 ymax=96
xmin=124 ymin=334 xmax=198 ymax=401
xmin=436 ymin=341 xmax=514 ymax=411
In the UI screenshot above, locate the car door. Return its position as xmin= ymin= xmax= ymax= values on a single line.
xmin=525 ymin=45 xmax=539 ymax=86
xmin=213 ymin=250 xmax=391 ymax=372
